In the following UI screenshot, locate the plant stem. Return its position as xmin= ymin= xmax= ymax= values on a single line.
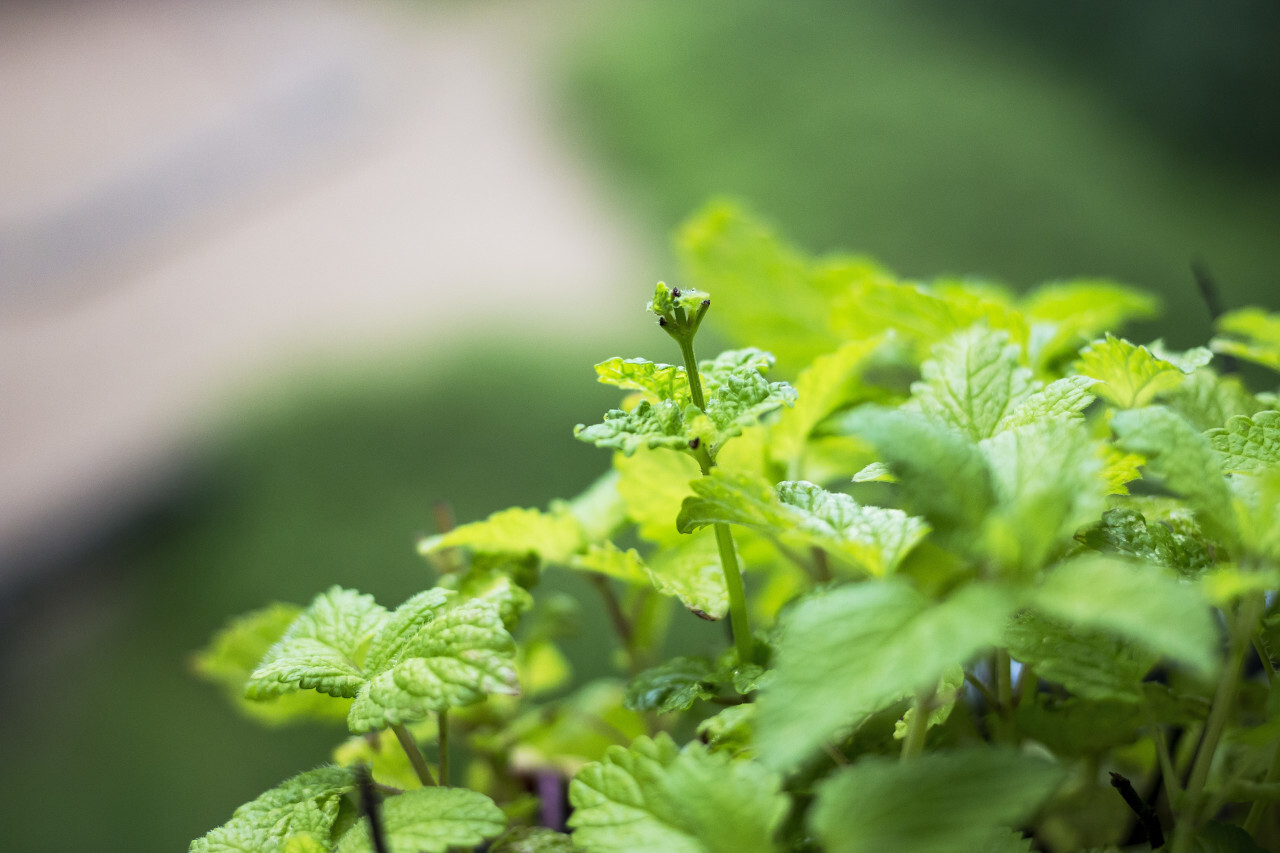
xmin=965 ymin=670 xmax=999 ymax=708
xmin=1253 ymin=637 xmax=1276 ymax=683
xmin=392 ymin=724 xmax=437 ymax=787
xmin=986 ymin=650 xmax=1014 ymax=743
xmin=677 ymin=333 xmax=753 ymax=665
xmin=590 ymin=574 xmax=639 ymax=673
xmin=437 ymin=710 xmax=451 ymax=787
xmin=1172 ymin=593 xmax=1264 ymax=853
xmin=676 ymin=337 xmax=706 ymax=410
xmin=1012 ymin=662 xmax=1035 ymax=709
xmin=901 ymin=684 xmax=935 ymax=760
xmin=996 ymin=649 xmax=1013 ymax=711
xmin=1144 ymin=697 xmax=1183 ymax=803
xmin=714 ymin=520 xmax=754 ymax=665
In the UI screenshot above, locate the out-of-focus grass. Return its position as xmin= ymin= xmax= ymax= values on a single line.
xmin=0 ymin=339 xmax=638 ymax=851
xmin=559 ymin=0 xmax=1280 ymax=344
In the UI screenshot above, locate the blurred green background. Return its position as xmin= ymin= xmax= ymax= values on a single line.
xmin=3 ymin=1 xmax=1278 ymax=849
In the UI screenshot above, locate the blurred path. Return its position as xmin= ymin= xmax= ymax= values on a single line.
xmin=0 ymin=0 xmax=641 ymax=580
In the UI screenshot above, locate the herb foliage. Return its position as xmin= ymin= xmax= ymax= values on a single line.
xmin=192 ymin=203 xmax=1280 ymax=852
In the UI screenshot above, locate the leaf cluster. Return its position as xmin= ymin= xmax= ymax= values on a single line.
xmin=191 ymin=203 xmax=1280 ymax=852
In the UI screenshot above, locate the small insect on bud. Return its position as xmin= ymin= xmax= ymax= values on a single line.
xmin=688 ymin=437 xmax=700 ymax=450
xmin=701 ymin=299 xmax=710 ymax=308
xmin=671 ymin=287 xmax=681 ymax=298
xmin=658 ymin=317 xmax=667 ymax=327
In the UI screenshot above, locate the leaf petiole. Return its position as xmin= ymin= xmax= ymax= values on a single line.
xmin=391 ymin=723 xmax=437 ymax=788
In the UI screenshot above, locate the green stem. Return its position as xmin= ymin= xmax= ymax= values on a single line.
xmin=676 ymin=337 xmax=706 ymax=410
xmin=1172 ymin=594 xmax=1265 ymax=853
xmin=1012 ymin=662 xmax=1035 ymax=709
xmin=1144 ymin=697 xmax=1183 ymax=804
xmin=996 ymin=650 xmax=1013 ymax=711
xmin=1253 ymin=637 xmax=1276 ymax=683
xmin=392 ymin=724 xmax=437 ymax=787
xmin=714 ymin=521 xmax=754 ymax=665
xmin=901 ymin=684 xmax=935 ymax=761
xmin=965 ymin=670 xmax=999 ymax=709
xmin=437 ymin=710 xmax=451 ymax=787
xmin=677 ymin=332 xmax=753 ymax=665
xmin=590 ymin=574 xmax=640 ymax=673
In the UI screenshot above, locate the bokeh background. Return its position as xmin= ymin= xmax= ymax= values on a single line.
xmin=1 ymin=0 xmax=1277 ymax=849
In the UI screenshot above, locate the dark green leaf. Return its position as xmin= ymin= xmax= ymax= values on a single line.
xmin=809 ymin=748 xmax=1064 ymax=853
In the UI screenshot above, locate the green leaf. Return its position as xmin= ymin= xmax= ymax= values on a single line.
xmin=436 ymin=555 xmax=536 ymax=631
xmin=1112 ymin=406 xmax=1235 ymax=541
xmin=775 ymin=481 xmax=929 ymax=575
xmin=575 ymin=399 xmax=692 ymax=456
xmin=840 ymin=407 xmax=997 ymax=546
xmin=830 ymin=276 xmax=1028 ymax=364
xmin=569 ymin=541 xmax=650 ymax=585
xmin=1078 ymin=334 xmax=1189 ymax=409
xmin=697 ymin=704 xmax=757 ymax=758
xmin=756 ymin=580 xmax=1017 ymax=770
xmin=347 ymin=596 xmax=519 ymax=733
xmin=809 ymin=748 xmax=1064 ymax=853
xmin=645 ymin=531 xmax=730 ymax=620
xmin=1078 ymin=508 xmax=1214 ymax=577
xmin=676 ymin=471 xmax=928 ymax=576
xmin=769 ymin=338 xmax=882 ymax=463
xmin=1190 ymin=820 xmax=1270 ymax=852
xmin=1213 ymin=306 xmax=1280 ymax=373
xmin=1031 ymin=554 xmax=1217 ymax=677
xmin=1162 ymin=368 xmax=1264 ymax=432
xmin=995 ymin=376 xmax=1098 ymax=432
xmin=1149 ymin=339 xmax=1214 ymax=373
xmin=1021 ymin=279 xmax=1158 ymax=370
xmin=560 ymin=470 xmax=629 ymax=545
xmin=1005 ymin=611 xmax=1155 ymax=702
xmin=1233 ymin=468 xmax=1280 ymax=561
xmin=193 ymin=603 xmax=352 ymax=725
xmin=1100 ymin=445 xmax=1145 ymax=496
xmin=699 ymin=347 xmax=777 ymax=383
xmin=893 ymin=665 xmax=965 ymax=741
xmin=594 ymin=357 xmax=688 ymax=403
xmin=418 ymin=505 xmax=584 ymax=564
xmin=334 ymin=787 xmax=506 ymax=853
xmin=698 ymin=360 xmax=798 ymax=448
xmin=490 ymin=827 xmax=579 ymax=853
xmin=191 ymin=766 xmax=355 ymax=853
xmin=568 ymin=733 xmax=788 ymax=853
xmin=1207 ymin=410 xmax=1280 ymax=474
xmin=909 ymin=327 xmax=1034 ymax=441
xmin=676 ymin=200 xmax=850 ymax=367
xmin=624 ymin=656 xmax=717 ymax=713
xmin=979 ymin=418 xmax=1106 ymax=572
xmin=247 ymin=587 xmax=388 ymax=700
xmin=613 ymin=445 xmax=701 ymax=546
xmin=362 ymin=589 xmax=453 ymax=675
xmin=1015 ymin=694 xmax=1148 ymax=756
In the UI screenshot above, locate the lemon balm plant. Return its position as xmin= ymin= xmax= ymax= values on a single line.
xmin=192 ymin=203 xmax=1280 ymax=852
